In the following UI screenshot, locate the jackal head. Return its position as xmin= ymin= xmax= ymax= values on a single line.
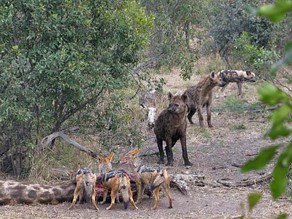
xmin=167 ymin=92 xmax=188 ymax=114
xmin=120 ymin=148 xmax=140 ymax=165
xmin=97 ymin=152 xmax=114 ymax=175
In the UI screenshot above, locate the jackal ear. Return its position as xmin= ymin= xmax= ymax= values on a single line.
xmin=107 ymin=152 xmax=114 ymax=161
xmin=168 ymin=92 xmax=173 ymax=101
xmin=97 ymin=155 xmax=103 ymax=163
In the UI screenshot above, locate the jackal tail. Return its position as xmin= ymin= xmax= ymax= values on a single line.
xmin=119 ymin=175 xmax=130 ymax=209
xmin=150 ymin=169 xmax=169 ymax=191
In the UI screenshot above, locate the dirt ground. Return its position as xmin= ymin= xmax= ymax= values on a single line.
xmin=1 ymin=71 xmax=292 ymax=219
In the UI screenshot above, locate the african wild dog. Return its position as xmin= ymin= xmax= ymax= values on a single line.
xmin=184 ymin=72 xmax=220 ymax=128
xmin=218 ymin=70 xmax=256 ymax=97
xmin=98 ymin=153 xmax=138 ymax=210
xmin=154 ymin=92 xmax=192 ymax=166
xmin=120 ymin=148 xmax=173 ymax=210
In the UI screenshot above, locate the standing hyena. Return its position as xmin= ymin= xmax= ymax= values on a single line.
xmin=218 ymin=70 xmax=256 ymax=97
xmin=154 ymin=92 xmax=192 ymax=166
xmin=183 ymin=72 xmax=220 ymax=128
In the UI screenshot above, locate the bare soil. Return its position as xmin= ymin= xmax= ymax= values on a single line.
xmin=1 ymin=71 xmax=292 ymax=219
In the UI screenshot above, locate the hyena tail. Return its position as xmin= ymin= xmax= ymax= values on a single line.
xmin=119 ymin=175 xmax=130 ymax=209
xmin=150 ymin=169 xmax=168 ymax=191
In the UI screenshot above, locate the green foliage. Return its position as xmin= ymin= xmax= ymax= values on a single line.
xmin=232 ymin=32 xmax=279 ymax=79
xmin=241 ymin=1 xmax=292 ymax=204
xmin=241 ymin=145 xmax=279 ymax=172
xmin=0 ymin=0 xmax=153 ymax=176
xmin=209 ymin=0 xmax=276 ymax=67
xmin=247 ymin=192 xmax=262 ymax=212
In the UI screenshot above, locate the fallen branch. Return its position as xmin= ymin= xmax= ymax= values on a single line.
xmin=40 ymin=127 xmax=97 ymax=158
xmin=217 ymin=173 xmax=272 ymax=187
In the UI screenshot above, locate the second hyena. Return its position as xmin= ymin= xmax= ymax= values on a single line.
xmin=183 ymin=72 xmax=220 ymax=128
xmin=218 ymin=70 xmax=256 ymax=97
xmin=154 ymin=92 xmax=192 ymax=166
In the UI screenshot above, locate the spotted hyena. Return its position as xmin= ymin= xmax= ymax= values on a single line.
xmin=218 ymin=70 xmax=256 ymax=97
xmin=154 ymin=92 xmax=192 ymax=166
xmin=183 ymin=72 xmax=220 ymax=128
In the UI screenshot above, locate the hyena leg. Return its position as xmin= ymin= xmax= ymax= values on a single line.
xmin=99 ymin=187 xmax=108 ymax=205
xmin=152 ymin=187 xmax=160 ymax=210
xmin=206 ymin=103 xmax=213 ymax=128
xmin=165 ymin=139 xmax=174 ymax=166
xmin=180 ymin=135 xmax=192 ymax=166
xmin=237 ymin=82 xmax=243 ymax=98
xmin=197 ymin=105 xmax=204 ymax=127
xmin=157 ymin=137 xmax=165 ymax=164
xmin=187 ymin=107 xmax=196 ymax=124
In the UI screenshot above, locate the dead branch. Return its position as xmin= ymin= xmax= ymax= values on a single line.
xmin=217 ymin=173 xmax=272 ymax=187
xmin=40 ymin=127 xmax=97 ymax=158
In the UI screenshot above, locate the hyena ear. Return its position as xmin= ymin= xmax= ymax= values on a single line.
xmin=181 ymin=93 xmax=188 ymax=103
xmin=168 ymin=92 xmax=173 ymax=101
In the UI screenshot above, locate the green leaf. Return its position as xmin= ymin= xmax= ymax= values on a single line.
xmin=258 ymin=83 xmax=290 ymax=105
xmin=248 ymin=192 xmax=262 ymax=212
xmin=257 ymin=1 xmax=292 ymax=23
xmin=276 ymin=213 xmax=288 ymax=219
xmin=270 ymin=144 xmax=292 ymax=199
xmin=267 ymin=123 xmax=291 ymax=140
xmin=241 ymin=145 xmax=279 ymax=172
xmin=271 ymin=104 xmax=292 ymax=125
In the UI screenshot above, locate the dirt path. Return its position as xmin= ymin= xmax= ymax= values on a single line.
xmin=1 ymin=72 xmax=292 ymax=219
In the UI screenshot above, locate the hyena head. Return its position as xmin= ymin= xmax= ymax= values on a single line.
xmin=167 ymin=92 xmax=188 ymax=114
xmin=208 ymin=71 xmax=221 ymax=87
xmin=97 ymin=152 xmax=114 ymax=175
xmin=82 ymin=172 xmax=97 ymax=203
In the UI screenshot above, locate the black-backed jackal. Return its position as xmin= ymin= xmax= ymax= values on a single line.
xmin=120 ymin=148 xmax=173 ymax=210
xmin=97 ymin=153 xmax=138 ymax=210
xmin=69 ymin=166 xmax=99 ymax=210
xmin=217 ymin=70 xmax=256 ymax=97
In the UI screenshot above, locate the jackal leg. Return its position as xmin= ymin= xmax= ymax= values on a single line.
xmin=99 ymin=187 xmax=108 ymax=205
xmin=152 ymin=187 xmax=160 ymax=210
xmin=128 ymin=187 xmax=138 ymax=210
xmin=106 ymin=184 xmax=119 ymax=210
xmin=69 ymin=186 xmax=81 ymax=209
xmin=163 ymin=180 xmax=173 ymax=209
xmin=135 ymin=181 xmax=144 ymax=204
xmin=91 ymin=190 xmax=99 ymax=211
